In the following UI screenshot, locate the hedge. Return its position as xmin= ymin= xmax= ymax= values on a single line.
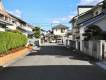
xmin=0 ymin=32 xmax=27 ymax=54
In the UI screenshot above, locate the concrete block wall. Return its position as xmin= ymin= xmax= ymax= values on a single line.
xmin=82 ymin=40 xmax=106 ymax=60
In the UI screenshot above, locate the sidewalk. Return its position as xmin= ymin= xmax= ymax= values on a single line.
xmin=96 ymin=61 xmax=106 ymax=70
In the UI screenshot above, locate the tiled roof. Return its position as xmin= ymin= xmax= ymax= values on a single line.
xmin=52 ymin=24 xmax=69 ymax=29
xmin=79 ymin=12 xmax=106 ymax=26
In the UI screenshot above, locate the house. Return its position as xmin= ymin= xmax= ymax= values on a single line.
xmin=9 ymin=13 xmax=33 ymax=37
xmin=0 ymin=0 xmax=33 ymax=37
xmin=0 ymin=0 xmax=13 ymax=31
xmin=78 ymin=5 xmax=94 ymax=15
xmin=70 ymin=0 xmax=106 ymax=60
xmin=52 ymin=24 xmax=69 ymax=43
xmin=70 ymin=5 xmax=94 ymax=49
xmin=52 ymin=24 xmax=68 ymax=36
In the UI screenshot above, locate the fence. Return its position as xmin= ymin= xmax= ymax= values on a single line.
xmin=82 ymin=40 xmax=106 ymax=60
xmin=66 ymin=39 xmax=76 ymax=49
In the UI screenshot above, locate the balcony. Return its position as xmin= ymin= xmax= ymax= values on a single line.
xmin=0 ymin=17 xmax=12 ymax=25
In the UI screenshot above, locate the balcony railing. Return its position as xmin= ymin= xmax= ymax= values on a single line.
xmin=0 ymin=18 xmax=12 ymax=25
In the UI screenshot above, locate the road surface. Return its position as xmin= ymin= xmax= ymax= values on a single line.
xmin=0 ymin=43 xmax=106 ymax=80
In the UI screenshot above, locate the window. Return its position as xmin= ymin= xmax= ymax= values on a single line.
xmin=95 ymin=11 xmax=99 ymax=15
xmin=94 ymin=11 xmax=99 ymax=16
xmin=61 ymin=29 xmax=65 ymax=33
xmin=0 ymin=14 xmax=3 ymax=19
xmin=5 ymin=17 xmax=8 ymax=21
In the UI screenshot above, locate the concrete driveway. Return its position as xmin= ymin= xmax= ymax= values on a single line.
xmin=0 ymin=44 xmax=106 ymax=80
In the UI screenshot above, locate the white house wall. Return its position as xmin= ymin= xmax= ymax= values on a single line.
xmin=80 ymin=26 xmax=85 ymax=51
xmin=22 ymin=27 xmax=32 ymax=32
xmin=78 ymin=8 xmax=92 ymax=15
xmin=82 ymin=40 xmax=104 ymax=60
xmin=0 ymin=27 xmax=5 ymax=31
xmin=7 ymin=25 xmax=17 ymax=30
xmin=53 ymin=29 xmax=68 ymax=36
xmin=16 ymin=21 xmax=21 ymax=27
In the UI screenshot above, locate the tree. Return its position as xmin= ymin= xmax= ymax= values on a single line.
xmin=83 ymin=25 xmax=102 ymax=40
xmin=33 ymin=27 xmax=41 ymax=38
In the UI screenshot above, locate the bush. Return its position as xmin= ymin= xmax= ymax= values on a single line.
xmin=33 ymin=27 xmax=41 ymax=38
xmin=0 ymin=32 xmax=27 ymax=54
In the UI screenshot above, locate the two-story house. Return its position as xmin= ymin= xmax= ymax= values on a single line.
xmin=70 ymin=0 xmax=106 ymax=60
xmin=0 ymin=0 xmax=33 ymax=37
xmin=52 ymin=24 xmax=68 ymax=36
xmin=9 ymin=13 xmax=33 ymax=37
xmin=52 ymin=24 xmax=69 ymax=43
xmin=77 ymin=4 xmax=103 ymax=51
xmin=0 ymin=0 xmax=13 ymax=31
xmin=70 ymin=5 xmax=93 ymax=50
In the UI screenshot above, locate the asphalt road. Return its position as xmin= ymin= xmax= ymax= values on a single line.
xmin=0 ymin=44 xmax=106 ymax=80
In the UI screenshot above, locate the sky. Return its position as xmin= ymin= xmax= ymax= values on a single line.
xmin=3 ymin=0 xmax=103 ymax=30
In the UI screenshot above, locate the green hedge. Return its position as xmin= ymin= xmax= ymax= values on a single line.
xmin=0 ymin=32 xmax=27 ymax=54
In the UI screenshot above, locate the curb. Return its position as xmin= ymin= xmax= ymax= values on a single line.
xmin=0 ymin=51 xmax=31 ymax=70
xmin=3 ymin=51 xmax=31 ymax=67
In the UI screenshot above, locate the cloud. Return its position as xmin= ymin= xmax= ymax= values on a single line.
xmin=50 ymin=15 xmax=75 ymax=24
xmin=79 ymin=0 xmax=103 ymax=5
xmin=68 ymin=15 xmax=75 ymax=19
xmin=50 ymin=0 xmax=103 ymax=25
xmin=8 ymin=9 xmax=22 ymax=18
xmin=51 ymin=20 xmax=60 ymax=24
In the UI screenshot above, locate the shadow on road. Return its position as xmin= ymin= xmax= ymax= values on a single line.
xmin=28 ymin=45 xmax=96 ymax=63
xmin=0 ymin=65 xmax=106 ymax=80
xmin=1 ymin=45 xmax=105 ymax=80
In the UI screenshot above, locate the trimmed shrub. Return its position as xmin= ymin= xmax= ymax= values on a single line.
xmin=0 ymin=32 xmax=27 ymax=54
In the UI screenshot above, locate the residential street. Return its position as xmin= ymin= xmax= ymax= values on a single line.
xmin=0 ymin=43 xmax=106 ymax=80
